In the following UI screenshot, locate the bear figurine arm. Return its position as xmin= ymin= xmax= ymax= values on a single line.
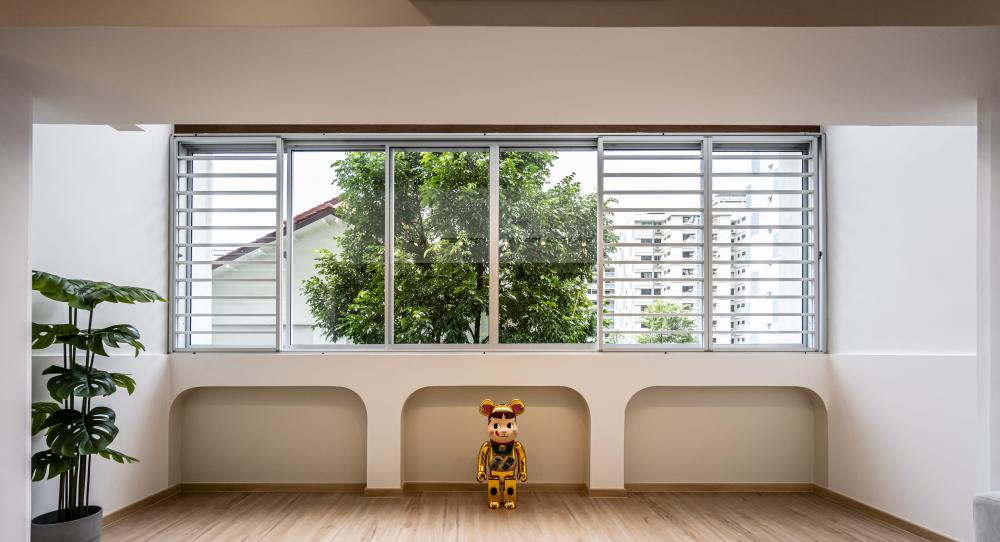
xmin=476 ymin=441 xmax=490 ymax=482
xmin=514 ymin=441 xmax=527 ymax=482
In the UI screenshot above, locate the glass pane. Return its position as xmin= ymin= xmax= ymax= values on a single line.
xmin=605 ymin=312 xmax=703 ymax=345
xmin=394 ymin=150 xmax=489 ymax=344
xmin=602 ymin=176 xmax=702 ymax=191
xmin=604 ymin=193 xmax=702 ymax=210
xmin=291 ymin=150 xmax=386 ymax=346
xmin=601 ymin=144 xmax=706 ymax=348
xmin=174 ymin=148 xmax=279 ymax=350
xmin=499 ymin=149 xmax=598 ymax=344
xmin=709 ymin=145 xmax=816 ymax=348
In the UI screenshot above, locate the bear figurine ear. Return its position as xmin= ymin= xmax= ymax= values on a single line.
xmin=479 ymin=399 xmax=496 ymax=417
xmin=509 ymin=399 xmax=525 ymax=415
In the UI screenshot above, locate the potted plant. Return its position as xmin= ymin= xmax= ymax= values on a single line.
xmin=29 ymin=271 xmax=165 ymax=542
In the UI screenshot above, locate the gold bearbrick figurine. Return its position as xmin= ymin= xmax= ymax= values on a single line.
xmin=476 ymin=399 xmax=527 ymax=509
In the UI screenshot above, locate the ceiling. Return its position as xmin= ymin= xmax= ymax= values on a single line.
xmin=1 ymin=26 xmax=998 ymax=126
xmin=2 ymin=0 xmax=999 ymax=27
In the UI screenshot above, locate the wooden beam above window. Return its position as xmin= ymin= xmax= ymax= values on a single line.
xmin=173 ymin=124 xmax=821 ymax=135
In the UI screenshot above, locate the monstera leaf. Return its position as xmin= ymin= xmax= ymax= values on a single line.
xmin=42 ymin=407 xmax=118 ymax=457
xmin=31 ymin=323 xmax=80 ymax=350
xmin=32 ymin=323 xmax=145 ymax=356
xmin=110 ymin=373 xmax=136 ymax=395
xmin=32 ymin=270 xmax=165 ymax=311
xmin=63 ymin=325 xmax=145 ymax=357
xmin=31 ymin=402 xmax=61 ymax=436
xmin=97 ymin=448 xmax=139 ymax=464
xmin=31 ymin=450 xmax=75 ymax=481
xmin=42 ymin=364 xmax=117 ymax=401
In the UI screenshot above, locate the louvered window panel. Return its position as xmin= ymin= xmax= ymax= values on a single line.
xmin=171 ymin=138 xmax=282 ymax=351
xmin=708 ymin=138 xmax=820 ymax=349
xmin=598 ymin=139 xmax=707 ymax=348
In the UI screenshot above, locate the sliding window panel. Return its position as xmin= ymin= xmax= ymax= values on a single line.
xmin=600 ymin=142 xmax=706 ymax=348
xmin=710 ymin=139 xmax=819 ymax=349
xmin=499 ymin=148 xmax=598 ymax=344
xmin=393 ymin=149 xmax=490 ymax=344
xmin=290 ymin=149 xmax=385 ymax=347
xmin=172 ymin=139 xmax=281 ymax=350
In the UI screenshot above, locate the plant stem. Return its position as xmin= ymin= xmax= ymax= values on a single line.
xmin=77 ymin=454 xmax=87 ymax=517
xmin=85 ymin=309 xmax=95 ymax=371
xmin=85 ymin=455 xmax=92 ymax=509
xmin=472 ymin=262 xmax=484 ymax=343
xmin=67 ymin=459 xmax=76 ymax=520
xmin=57 ymin=472 xmax=65 ymax=522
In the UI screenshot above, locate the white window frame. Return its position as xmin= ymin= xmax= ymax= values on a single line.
xmin=169 ymin=132 xmax=825 ymax=353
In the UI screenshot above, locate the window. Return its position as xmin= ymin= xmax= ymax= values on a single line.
xmin=292 ymin=148 xmax=385 ymax=346
xmin=601 ymin=142 xmax=704 ymax=346
xmin=500 ymin=148 xmax=598 ymax=344
xmin=172 ymin=140 xmax=281 ymax=350
xmin=171 ymin=133 xmax=821 ymax=352
xmin=708 ymin=140 xmax=819 ymax=348
xmin=393 ymin=149 xmax=490 ymax=344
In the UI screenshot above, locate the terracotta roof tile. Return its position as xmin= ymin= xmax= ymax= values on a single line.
xmin=213 ymin=195 xmax=342 ymax=263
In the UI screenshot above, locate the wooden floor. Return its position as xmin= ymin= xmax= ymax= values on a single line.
xmin=103 ymin=491 xmax=929 ymax=542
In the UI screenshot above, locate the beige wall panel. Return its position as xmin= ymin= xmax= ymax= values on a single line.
xmin=625 ymin=387 xmax=817 ymax=484
xmin=178 ymin=387 xmax=366 ymax=483
xmin=402 ymin=387 xmax=588 ymax=484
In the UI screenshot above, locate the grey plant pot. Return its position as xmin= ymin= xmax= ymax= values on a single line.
xmin=31 ymin=506 xmax=102 ymax=542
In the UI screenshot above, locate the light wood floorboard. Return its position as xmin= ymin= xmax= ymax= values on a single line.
xmin=102 ymin=491 xmax=931 ymax=541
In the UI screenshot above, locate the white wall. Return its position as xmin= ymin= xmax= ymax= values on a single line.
xmin=2 ymin=27 xmax=999 ymax=126
xmin=31 ymin=124 xmax=171 ymax=354
xmin=0 ymin=74 xmax=33 ymax=540
xmin=22 ymin=123 xmax=985 ymax=541
xmin=30 ymin=355 xmax=171 ymax=517
xmin=30 ymin=125 xmax=173 ymax=517
xmin=977 ymin=87 xmax=1000 ymax=492
xmin=169 ymin=352 xmax=831 ymax=493
xmin=827 ymin=126 xmax=976 ymax=355
xmin=826 ymin=125 xmax=978 ymax=540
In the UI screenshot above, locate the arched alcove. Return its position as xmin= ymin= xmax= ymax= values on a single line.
xmin=624 ymin=386 xmax=828 ymax=486
xmin=401 ymin=386 xmax=590 ymax=486
xmin=168 ymin=386 xmax=367 ymax=484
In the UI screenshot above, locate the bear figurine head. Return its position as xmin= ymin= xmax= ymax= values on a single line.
xmin=479 ymin=399 xmax=525 ymax=444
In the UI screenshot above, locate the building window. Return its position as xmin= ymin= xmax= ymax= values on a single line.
xmin=172 ymin=133 xmax=821 ymax=352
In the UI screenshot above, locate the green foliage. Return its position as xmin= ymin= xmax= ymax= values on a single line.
xmin=498 ymin=152 xmax=607 ymax=343
xmin=31 ymin=450 xmax=74 ymax=482
xmin=30 ymin=270 xmax=164 ymax=521
xmin=303 ymin=150 xmax=613 ymax=345
xmin=42 ymin=364 xmax=117 ymax=401
xmin=391 ymin=151 xmax=490 ymax=344
xmin=32 ymin=270 xmax=165 ymax=311
xmin=111 ymin=373 xmax=137 ymax=395
xmin=97 ymin=448 xmax=139 ymax=464
xmin=31 ymin=402 xmax=61 ymax=436
xmin=42 ymin=407 xmax=119 ymax=457
xmin=302 ymin=151 xmax=386 ymax=344
xmin=31 ymin=323 xmax=79 ymax=350
xmin=32 ymin=323 xmax=145 ymax=356
xmin=636 ymin=300 xmax=699 ymax=344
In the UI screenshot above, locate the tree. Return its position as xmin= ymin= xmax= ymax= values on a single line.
xmin=636 ymin=299 xmax=699 ymax=344
xmin=302 ymin=150 xmax=613 ymax=344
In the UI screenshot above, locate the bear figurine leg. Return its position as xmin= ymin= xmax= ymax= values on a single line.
xmin=502 ymin=479 xmax=517 ymax=509
xmin=487 ymin=478 xmax=502 ymax=509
